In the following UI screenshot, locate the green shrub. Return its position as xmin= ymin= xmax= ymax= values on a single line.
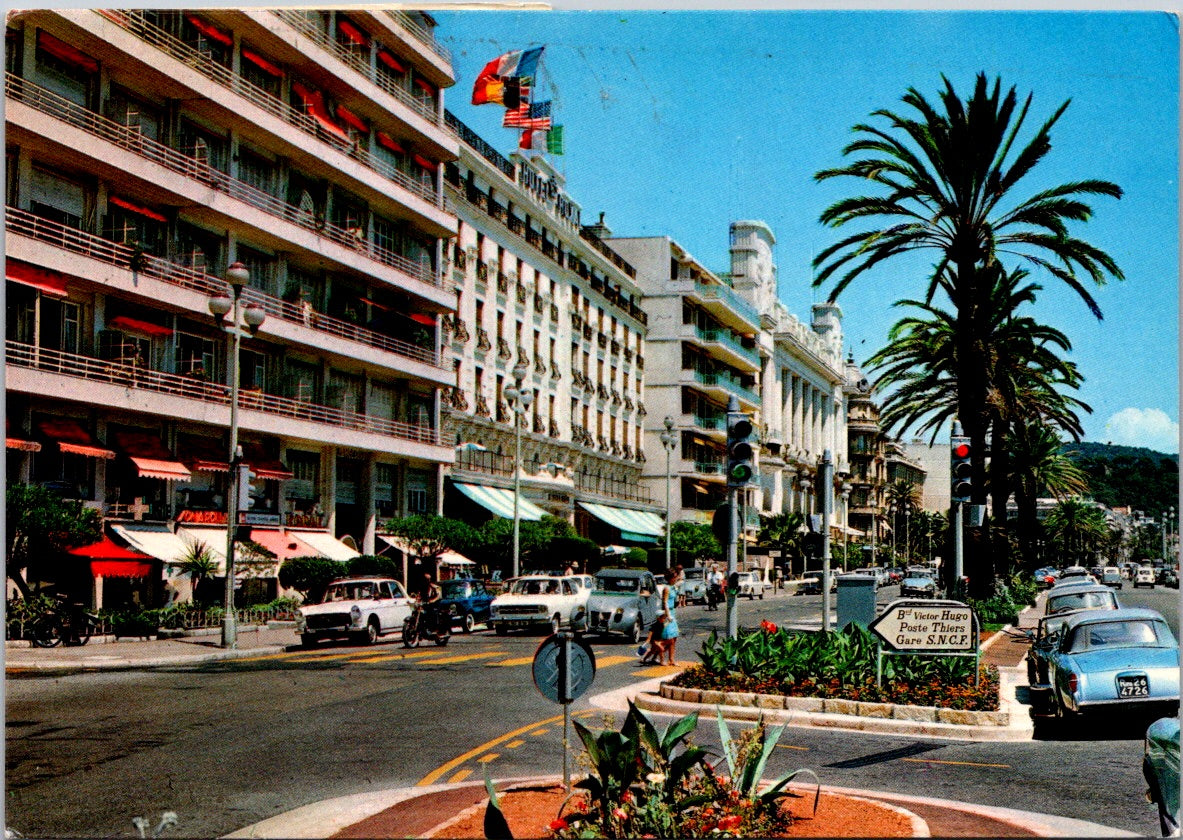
xmin=5 ymin=594 xmax=56 ymax=639
xmin=279 ymin=555 xmax=346 ymax=600
xmin=346 ymin=554 xmax=402 ymax=579
xmin=624 ymin=547 xmax=649 ymax=567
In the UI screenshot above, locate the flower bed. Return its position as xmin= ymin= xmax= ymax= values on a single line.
xmin=669 ymin=622 xmax=1000 ymax=712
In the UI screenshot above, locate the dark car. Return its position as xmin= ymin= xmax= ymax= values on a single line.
xmin=1144 ymin=716 xmax=1180 ymax=836
xmin=438 ymin=578 xmax=495 ymax=633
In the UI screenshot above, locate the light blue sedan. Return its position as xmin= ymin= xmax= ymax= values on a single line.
xmin=1038 ymin=608 xmax=1179 ymax=720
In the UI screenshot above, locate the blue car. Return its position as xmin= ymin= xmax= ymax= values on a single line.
xmin=1032 ymin=607 xmax=1179 ymax=720
xmin=1144 ymin=716 xmax=1179 ymax=836
xmin=438 ymin=578 xmax=495 ymax=633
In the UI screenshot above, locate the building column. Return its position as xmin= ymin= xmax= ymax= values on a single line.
xmin=324 ymin=448 xmax=337 ymax=537
xmin=792 ymin=375 xmax=803 ymax=455
xmin=361 ymin=454 xmax=377 ymax=556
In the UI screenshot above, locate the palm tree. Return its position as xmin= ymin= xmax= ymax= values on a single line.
xmin=885 ymin=480 xmax=921 ymax=562
xmin=814 ymin=73 xmax=1123 ymax=594
xmin=757 ymin=511 xmax=805 ymax=576
xmin=1044 ymin=497 xmax=1109 ymax=567
xmin=178 ymin=540 xmax=219 ymax=604
xmin=1007 ymin=421 xmax=1090 ymax=570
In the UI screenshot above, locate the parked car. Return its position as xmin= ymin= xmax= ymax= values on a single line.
xmin=900 ymin=567 xmax=939 ymax=599
xmin=295 ymin=577 xmax=413 ymax=647
xmin=735 ymin=570 xmax=768 ymax=599
xmin=583 ymin=569 xmax=661 ymax=643
xmin=852 ymin=568 xmax=882 ymax=588
xmin=1135 ymin=566 xmax=1158 ymax=588
xmin=489 ymin=574 xmax=589 ymax=635
xmin=1044 ymin=583 xmax=1119 ymax=617
xmin=1033 ymin=566 xmax=1060 ymax=588
xmin=1030 ymin=607 xmax=1179 ymax=719
xmin=1144 ymin=716 xmax=1180 ymax=836
xmin=1160 ymin=569 xmax=1180 ymax=589
xmin=1058 ymin=566 xmax=1096 ymax=584
xmin=680 ymin=567 xmax=708 ymax=604
xmin=438 ymin=578 xmax=495 ymax=633
xmin=1101 ymin=567 xmax=1124 ymax=589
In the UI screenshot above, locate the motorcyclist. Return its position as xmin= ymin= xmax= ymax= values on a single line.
xmin=413 ymin=572 xmax=445 ymax=637
xmin=706 ymin=564 xmax=724 ymax=610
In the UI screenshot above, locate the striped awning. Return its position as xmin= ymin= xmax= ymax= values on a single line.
xmin=454 ymin=482 xmax=547 ymax=521
xmin=288 ymin=530 xmax=360 ymax=562
xmin=111 ymin=523 xmax=192 ymax=566
xmin=577 ymin=502 xmax=665 ymax=537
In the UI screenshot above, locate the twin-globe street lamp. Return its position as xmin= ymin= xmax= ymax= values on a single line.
xmin=208 ymin=262 xmax=265 ymax=650
xmin=504 ymin=361 xmax=534 ymax=580
xmin=660 ymin=417 xmax=677 ymax=568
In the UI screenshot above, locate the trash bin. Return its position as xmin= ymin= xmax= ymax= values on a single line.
xmin=837 ymin=574 xmax=877 ymax=630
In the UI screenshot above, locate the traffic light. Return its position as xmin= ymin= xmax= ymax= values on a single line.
xmin=950 ymin=434 xmax=972 ymax=503
xmin=726 ymin=410 xmax=756 ymax=488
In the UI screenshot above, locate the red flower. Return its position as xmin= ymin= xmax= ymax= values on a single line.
xmin=612 ymin=807 xmax=629 ymax=821
xmin=620 ymin=790 xmax=634 ymax=804
xmin=549 ymin=817 xmax=568 ymax=831
xmin=760 ymin=619 xmax=778 ymax=633
xmin=717 ymin=815 xmax=743 ymax=831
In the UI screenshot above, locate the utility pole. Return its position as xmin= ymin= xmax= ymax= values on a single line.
xmin=820 ymin=449 xmax=833 ymax=631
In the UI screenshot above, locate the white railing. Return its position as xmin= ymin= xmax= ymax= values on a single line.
xmin=93 ymin=11 xmax=443 ymax=204
xmin=6 ymin=207 xmax=446 ymax=370
xmin=385 ymin=10 xmax=453 ymax=63
xmin=7 ymin=341 xmax=441 ymax=446
xmin=7 ymin=73 xmax=443 ymax=289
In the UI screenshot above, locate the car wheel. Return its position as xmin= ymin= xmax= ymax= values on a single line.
xmin=463 ymin=612 xmax=475 ymax=633
xmin=759 ymin=592 xmax=764 ymax=600
xmin=631 ymin=618 xmax=644 ymax=645
xmin=364 ymin=619 xmax=380 ymax=645
xmin=494 ymin=622 xmax=508 ymax=636
xmin=300 ymin=634 xmax=318 ymax=648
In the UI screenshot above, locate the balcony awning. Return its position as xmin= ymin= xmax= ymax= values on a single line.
xmin=291 ymin=82 xmax=350 ymax=141
xmin=287 ymin=530 xmax=360 ymax=562
xmin=108 ymin=196 xmax=168 ymax=224
xmin=110 ymin=523 xmax=191 ymax=565
xmin=183 ymin=437 xmax=230 ymax=473
xmin=377 ymin=535 xmax=473 ymax=565
xmin=111 ymin=430 xmax=191 ymax=481
xmin=36 ymin=31 xmax=98 ymax=73
xmin=241 ymin=442 xmax=293 ymax=481
xmin=249 ymin=529 xmax=318 ymax=561
xmin=6 ymin=419 xmax=41 ymax=452
xmin=108 ymin=315 xmax=173 ymax=337
xmin=454 ymin=482 xmax=546 ymax=521
xmin=577 ymin=502 xmax=665 ymax=537
xmin=7 ymin=260 xmax=68 ymax=297
xmin=36 ymin=418 xmax=115 ymax=459
xmin=242 ymin=48 xmax=283 ymax=77
xmin=186 ymin=14 xmax=232 ymax=46
xmin=378 ymin=50 xmax=406 ymax=74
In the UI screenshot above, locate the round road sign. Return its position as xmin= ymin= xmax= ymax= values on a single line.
xmin=532 ymin=633 xmax=596 ymax=704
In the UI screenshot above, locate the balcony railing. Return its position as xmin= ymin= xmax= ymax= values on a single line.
xmin=7 ymin=341 xmax=440 ymax=446
xmin=696 ymin=325 xmax=759 ymax=364
xmin=7 ymin=73 xmax=443 ymax=290
xmin=384 ymin=10 xmax=453 ymax=63
xmin=691 ymin=369 xmax=760 ymax=405
xmin=692 ymin=459 xmax=725 ymax=475
xmin=454 ymin=447 xmax=514 ymax=476
xmin=272 ymin=11 xmax=443 ymax=127
xmin=6 ymin=207 xmax=445 ymax=370
xmin=574 ymin=472 xmax=653 ymax=505
xmin=94 ymin=12 xmax=443 ymax=203
xmin=693 ymin=280 xmax=759 ymax=328
xmin=692 ymin=413 xmax=725 ymax=431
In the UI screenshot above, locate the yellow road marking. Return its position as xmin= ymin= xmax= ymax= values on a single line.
xmin=407 ymin=651 xmax=508 ymax=665
xmin=448 ymin=769 xmax=472 ymax=783
xmin=530 ymin=729 xmax=549 ymax=736
xmin=775 ymin=744 xmax=810 ymax=751
xmin=635 ymin=665 xmax=683 ymax=677
xmin=417 ymin=709 xmax=596 ymax=787
xmin=595 ymin=655 xmax=639 ymax=667
xmin=477 ymin=753 xmax=499 ymax=763
xmin=489 ymin=656 xmax=536 ymax=667
xmin=901 ymin=758 xmax=1011 ymax=769
xmin=505 ymin=739 xmax=525 ymax=749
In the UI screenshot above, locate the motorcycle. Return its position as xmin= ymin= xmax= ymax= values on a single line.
xmin=705 ymin=582 xmax=724 ymax=611
xmin=402 ymin=601 xmax=450 ymax=648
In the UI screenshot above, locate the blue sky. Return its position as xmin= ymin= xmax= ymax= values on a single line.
xmin=435 ymin=9 xmax=1179 ymax=453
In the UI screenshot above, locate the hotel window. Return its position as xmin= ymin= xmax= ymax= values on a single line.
xmin=175 ymin=331 xmax=217 ymax=378
xmin=237 ymin=145 xmax=278 ymax=197
xmin=368 ymin=380 xmax=395 ymax=421
xmin=240 ymin=44 xmax=283 ymax=97
xmin=406 ymin=468 xmax=433 ymax=515
xmin=182 ymin=14 xmax=232 ymax=67
xmin=239 ymin=348 xmax=268 ymax=392
xmin=34 ymin=30 xmax=97 ymax=107
xmin=286 ymin=449 xmax=321 ymax=503
xmin=178 ymin=118 xmax=228 ymax=173
xmin=235 ymin=245 xmax=278 ymax=297
xmin=375 ymin=463 xmax=398 ymax=517
xmin=282 ymin=358 xmax=320 ymax=403
xmin=106 ymin=87 xmax=162 ymax=142
xmin=175 ymin=222 xmax=221 ymax=274
xmin=328 ymin=370 xmax=364 ymax=413
xmin=29 ymin=167 xmax=84 ymax=229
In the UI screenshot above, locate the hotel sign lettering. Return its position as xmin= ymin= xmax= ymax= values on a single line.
xmin=518 ymin=162 xmax=580 ymax=227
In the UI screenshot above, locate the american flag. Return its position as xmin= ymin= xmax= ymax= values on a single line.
xmin=503 ymin=100 xmax=552 ymax=130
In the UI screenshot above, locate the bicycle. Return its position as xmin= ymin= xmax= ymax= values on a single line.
xmin=29 ymin=599 xmax=101 ymax=648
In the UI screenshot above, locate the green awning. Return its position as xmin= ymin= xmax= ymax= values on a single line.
xmin=620 ymin=531 xmax=659 ymax=544
xmin=455 ymin=482 xmax=546 ymax=521
xmin=577 ymin=502 xmax=665 ymax=537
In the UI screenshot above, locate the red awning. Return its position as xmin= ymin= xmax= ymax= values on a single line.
xmin=249 ymin=529 xmax=317 ymax=561
xmin=186 ymin=14 xmax=232 ymax=46
xmin=37 ymin=31 xmax=98 ymax=73
xmin=36 ymin=418 xmax=115 ymax=459
xmin=376 ymin=132 xmax=405 ymax=155
xmin=111 ymin=430 xmax=192 ymax=481
xmin=91 ymin=560 xmax=156 ymax=578
xmin=69 ymin=535 xmax=151 ymax=560
xmin=336 ymin=105 xmax=367 ymax=134
xmin=377 ymin=49 xmax=406 ymax=74
xmin=413 ymin=154 xmax=436 ymax=171
xmin=337 ymin=19 xmax=369 ymax=46
xmin=182 ymin=436 xmax=230 ymax=473
xmin=241 ymin=442 xmax=293 ymax=481
xmin=242 ymin=48 xmax=283 ymax=77
xmin=108 ymin=315 xmax=173 ymax=337
xmin=6 ymin=437 xmax=41 ymax=452
xmin=413 ymin=77 xmax=436 ymax=96
xmin=109 ymin=196 xmax=168 ymax=223
xmin=291 ymin=82 xmax=349 ymax=141
xmin=6 ymin=260 xmax=68 ymax=297
xmin=408 ymin=312 xmax=435 ymax=326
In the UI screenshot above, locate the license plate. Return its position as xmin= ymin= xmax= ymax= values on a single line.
xmin=1117 ymin=675 xmax=1150 ymax=697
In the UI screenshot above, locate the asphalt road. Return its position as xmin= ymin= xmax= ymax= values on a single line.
xmin=6 ymin=584 xmax=1177 ymax=837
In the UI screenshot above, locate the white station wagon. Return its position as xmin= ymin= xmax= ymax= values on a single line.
xmin=490 ymin=574 xmax=590 ymax=635
xmin=295 ymin=577 xmax=413 ymax=647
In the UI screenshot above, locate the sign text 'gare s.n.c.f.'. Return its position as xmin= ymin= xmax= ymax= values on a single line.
xmin=868 ymin=601 xmax=976 ymax=652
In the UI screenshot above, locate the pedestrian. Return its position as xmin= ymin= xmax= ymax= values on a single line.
xmin=637 ymin=612 xmax=666 ymax=664
xmin=659 ymin=565 xmax=682 ymax=665
xmin=673 ymin=563 xmax=686 ymax=608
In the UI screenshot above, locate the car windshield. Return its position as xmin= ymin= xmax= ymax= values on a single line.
xmin=324 ymin=582 xmax=376 ymax=602
xmin=1047 ymin=591 xmax=1116 ymax=614
xmin=441 ymin=582 xmax=470 ymax=598
xmin=1067 ymin=619 xmax=1173 ymax=652
xmin=510 ymin=578 xmax=561 ymax=595
xmin=684 ymin=569 xmax=703 ymax=580
xmin=596 ymin=575 xmax=640 ymax=593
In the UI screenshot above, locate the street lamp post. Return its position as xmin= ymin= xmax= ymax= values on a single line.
xmin=208 ymin=261 xmax=265 ymax=649
xmin=504 ymin=361 xmax=533 ymax=579
xmin=660 ymin=417 xmax=677 ymax=568
xmin=841 ymin=483 xmax=851 ymax=572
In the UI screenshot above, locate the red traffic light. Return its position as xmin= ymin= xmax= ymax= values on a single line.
xmin=953 ymin=443 xmax=970 ymax=458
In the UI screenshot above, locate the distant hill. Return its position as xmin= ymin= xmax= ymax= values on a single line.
xmin=1061 ymin=442 xmax=1179 ymax=514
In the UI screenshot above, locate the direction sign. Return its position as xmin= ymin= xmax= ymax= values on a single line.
xmin=869 ymin=599 xmax=976 ymax=652
xmin=532 ymin=633 xmax=596 ymax=704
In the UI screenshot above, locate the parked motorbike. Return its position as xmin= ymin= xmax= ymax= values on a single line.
xmin=402 ymin=602 xmax=450 ymax=648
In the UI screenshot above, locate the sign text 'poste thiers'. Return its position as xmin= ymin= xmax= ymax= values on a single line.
xmin=868 ymin=600 xmax=976 ymax=652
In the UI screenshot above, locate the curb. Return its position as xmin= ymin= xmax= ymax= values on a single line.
xmin=5 ymin=643 xmax=292 ymax=673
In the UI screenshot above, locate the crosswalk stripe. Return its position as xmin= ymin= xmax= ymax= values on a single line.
xmin=409 ymin=651 xmax=508 ymax=665
xmin=489 ymin=656 xmax=536 ymax=667
xmin=634 ymin=664 xmax=682 ymax=677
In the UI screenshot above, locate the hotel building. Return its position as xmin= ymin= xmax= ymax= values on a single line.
xmin=5 ymin=9 xmax=458 ymax=603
